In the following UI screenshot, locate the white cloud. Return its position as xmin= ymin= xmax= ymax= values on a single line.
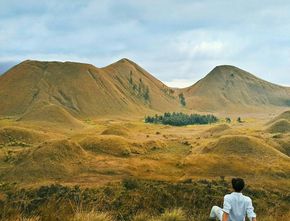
xmin=163 ymin=78 xmax=197 ymax=88
xmin=177 ymin=40 xmax=225 ymax=58
xmin=1 ymin=0 xmax=290 ymax=86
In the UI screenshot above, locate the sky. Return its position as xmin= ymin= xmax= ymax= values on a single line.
xmin=1 ymin=0 xmax=290 ymax=88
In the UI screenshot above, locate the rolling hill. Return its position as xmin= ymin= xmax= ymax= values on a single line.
xmin=266 ymin=110 xmax=290 ymax=133
xmin=181 ymin=65 xmax=290 ymax=112
xmin=0 ymin=59 xmax=180 ymax=124
xmin=1 ymin=59 xmax=290 ymax=125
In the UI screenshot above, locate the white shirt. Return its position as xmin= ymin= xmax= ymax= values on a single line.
xmin=223 ymin=192 xmax=256 ymax=221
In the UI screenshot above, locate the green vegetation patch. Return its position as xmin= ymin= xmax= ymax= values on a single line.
xmin=145 ymin=112 xmax=218 ymax=126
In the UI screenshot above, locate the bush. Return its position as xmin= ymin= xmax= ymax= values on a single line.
xmin=122 ymin=178 xmax=139 ymax=190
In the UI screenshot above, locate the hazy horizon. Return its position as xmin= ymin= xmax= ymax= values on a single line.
xmin=1 ymin=0 xmax=290 ymax=88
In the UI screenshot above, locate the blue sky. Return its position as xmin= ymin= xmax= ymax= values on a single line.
xmin=1 ymin=0 xmax=290 ymax=87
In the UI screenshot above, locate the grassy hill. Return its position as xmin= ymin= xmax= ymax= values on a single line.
xmin=0 ymin=59 xmax=180 ymax=125
xmin=181 ymin=65 xmax=290 ymax=112
xmin=1 ymin=60 xmax=290 ymax=126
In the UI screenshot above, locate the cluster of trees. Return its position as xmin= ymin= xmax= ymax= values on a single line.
xmin=225 ymin=117 xmax=243 ymax=123
xmin=145 ymin=112 xmax=218 ymax=126
xmin=129 ymin=71 xmax=150 ymax=102
xmin=178 ymin=93 xmax=186 ymax=106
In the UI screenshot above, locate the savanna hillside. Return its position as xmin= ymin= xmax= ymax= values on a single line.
xmin=0 ymin=59 xmax=290 ymax=220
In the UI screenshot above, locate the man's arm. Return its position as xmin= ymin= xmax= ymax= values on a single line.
xmin=222 ymin=212 xmax=229 ymax=221
xmin=246 ymin=198 xmax=257 ymax=221
xmin=222 ymin=195 xmax=231 ymax=221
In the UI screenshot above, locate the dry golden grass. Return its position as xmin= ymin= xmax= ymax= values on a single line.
xmin=266 ymin=119 xmax=290 ymax=133
xmin=4 ymin=210 xmax=289 ymax=221
xmin=73 ymin=211 xmax=113 ymax=221
xmin=198 ymin=135 xmax=286 ymax=158
xmin=101 ymin=125 xmax=130 ymax=137
xmin=80 ymin=135 xmax=143 ymax=156
xmin=1 ymin=60 xmax=290 ymax=220
xmin=267 ymin=110 xmax=290 ymax=124
xmin=0 ymin=126 xmax=49 ymax=146
xmin=0 ymin=215 xmax=41 ymax=221
xmin=2 ymin=139 xmax=88 ymax=181
xmin=0 ymin=111 xmax=289 ymax=191
xmin=72 ymin=209 xmax=187 ymax=221
xmin=203 ymin=124 xmax=230 ymax=136
xmin=0 ymin=59 xmax=182 ymax=123
xmin=182 ymin=65 xmax=290 ymax=112
xmin=155 ymin=208 xmax=187 ymax=221
xmin=20 ymin=103 xmax=85 ymax=128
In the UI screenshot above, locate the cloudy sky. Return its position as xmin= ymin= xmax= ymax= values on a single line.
xmin=1 ymin=0 xmax=290 ymax=87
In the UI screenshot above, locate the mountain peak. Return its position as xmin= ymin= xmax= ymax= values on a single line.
xmin=19 ymin=60 xmax=94 ymax=68
xmin=118 ymin=58 xmax=132 ymax=63
xmin=210 ymin=65 xmax=242 ymax=75
xmin=214 ymin=64 xmax=238 ymax=69
xmin=113 ymin=58 xmax=134 ymax=65
xmin=205 ymin=65 xmax=259 ymax=82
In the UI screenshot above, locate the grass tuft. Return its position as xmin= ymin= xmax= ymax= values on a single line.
xmin=73 ymin=210 xmax=113 ymax=221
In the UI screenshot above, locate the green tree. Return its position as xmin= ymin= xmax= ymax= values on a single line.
xmin=143 ymin=86 xmax=150 ymax=101
xmin=225 ymin=117 xmax=231 ymax=123
xmin=129 ymin=71 xmax=133 ymax=84
xmin=178 ymin=93 xmax=186 ymax=106
xmin=145 ymin=112 xmax=218 ymax=126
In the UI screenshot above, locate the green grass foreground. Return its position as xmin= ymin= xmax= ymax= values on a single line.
xmin=0 ymin=179 xmax=289 ymax=221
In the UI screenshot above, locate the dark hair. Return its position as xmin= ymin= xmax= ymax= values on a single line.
xmin=232 ymin=178 xmax=245 ymax=192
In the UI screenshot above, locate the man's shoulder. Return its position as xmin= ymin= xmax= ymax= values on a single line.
xmin=224 ymin=194 xmax=231 ymax=199
xmin=224 ymin=193 xmax=252 ymax=201
xmin=242 ymin=195 xmax=252 ymax=202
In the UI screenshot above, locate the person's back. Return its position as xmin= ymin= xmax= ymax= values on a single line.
xmin=209 ymin=178 xmax=257 ymax=221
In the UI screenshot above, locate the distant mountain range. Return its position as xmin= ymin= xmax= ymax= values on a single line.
xmin=0 ymin=59 xmax=290 ymax=124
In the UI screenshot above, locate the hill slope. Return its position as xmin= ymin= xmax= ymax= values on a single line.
xmin=0 ymin=59 xmax=179 ymax=122
xmin=1 ymin=60 xmax=290 ymax=121
xmin=268 ymin=110 xmax=290 ymax=124
xmin=181 ymin=65 xmax=290 ymax=112
xmin=266 ymin=119 xmax=290 ymax=133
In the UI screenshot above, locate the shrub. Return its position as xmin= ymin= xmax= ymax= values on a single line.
xmin=122 ymin=178 xmax=139 ymax=190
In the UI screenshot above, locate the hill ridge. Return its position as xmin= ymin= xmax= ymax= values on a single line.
xmin=1 ymin=59 xmax=290 ymax=121
xmin=0 ymin=58 xmax=181 ymax=123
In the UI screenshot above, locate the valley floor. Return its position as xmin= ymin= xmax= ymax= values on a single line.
xmin=0 ymin=112 xmax=289 ymax=220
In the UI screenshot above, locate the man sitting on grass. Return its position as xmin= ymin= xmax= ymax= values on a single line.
xmin=209 ymin=178 xmax=257 ymax=221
